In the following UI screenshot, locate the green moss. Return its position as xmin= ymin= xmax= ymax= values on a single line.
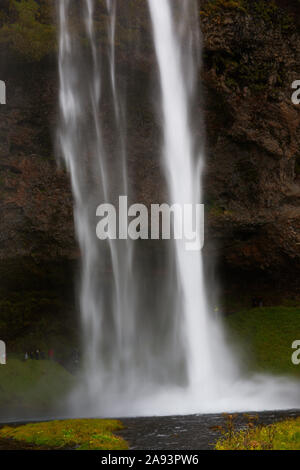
xmin=250 ymin=0 xmax=278 ymax=23
xmin=205 ymin=47 xmax=285 ymax=94
xmin=0 ymin=0 xmax=56 ymax=62
xmin=0 ymin=419 xmax=128 ymax=450
xmin=216 ymin=416 xmax=300 ymax=450
xmin=200 ymin=0 xmax=247 ymax=16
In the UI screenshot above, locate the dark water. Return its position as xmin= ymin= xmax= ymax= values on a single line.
xmin=1 ymin=409 xmax=300 ymax=450
xmin=119 ymin=410 xmax=300 ymax=450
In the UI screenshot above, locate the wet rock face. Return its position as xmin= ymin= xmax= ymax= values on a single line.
xmin=0 ymin=59 xmax=77 ymax=292
xmin=200 ymin=0 xmax=300 ymax=295
xmin=0 ymin=62 xmax=76 ymax=255
xmin=0 ymin=0 xmax=299 ymax=299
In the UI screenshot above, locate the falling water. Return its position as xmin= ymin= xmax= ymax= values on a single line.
xmin=148 ymin=0 xmax=217 ymax=390
xmin=58 ymin=0 xmax=300 ymax=417
xmin=57 ymin=0 xmax=135 ymax=409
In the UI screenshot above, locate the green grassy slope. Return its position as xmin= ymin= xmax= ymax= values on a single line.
xmin=0 ymin=359 xmax=75 ymax=410
xmin=227 ymin=307 xmax=300 ymax=377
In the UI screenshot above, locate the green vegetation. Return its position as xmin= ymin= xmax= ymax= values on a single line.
xmin=0 ymin=359 xmax=75 ymax=410
xmin=0 ymin=0 xmax=149 ymax=62
xmin=0 ymin=0 xmax=56 ymax=61
xmin=215 ymin=415 xmax=300 ymax=450
xmin=200 ymin=0 xmax=247 ymax=15
xmin=0 ymin=290 xmax=78 ymax=360
xmin=0 ymin=419 xmax=128 ymax=450
xmin=227 ymin=307 xmax=300 ymax=377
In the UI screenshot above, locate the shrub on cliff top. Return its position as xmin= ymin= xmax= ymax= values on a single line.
xmin=0 ymin=0 xmax=56 ymax=62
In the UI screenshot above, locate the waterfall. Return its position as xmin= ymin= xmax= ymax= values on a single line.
xmin=57 ymin=0 xmax=136 ymax=408
xmin=58 ymin=0 xmax=300 ymax=417
xmin=147 ymin=0 xmax=227 ymax=389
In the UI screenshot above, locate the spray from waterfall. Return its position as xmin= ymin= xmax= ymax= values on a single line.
xmin=57 ymin=0 xmax=300 ymax=416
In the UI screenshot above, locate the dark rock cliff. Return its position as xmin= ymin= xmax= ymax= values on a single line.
xmin=0 ymin=0 xmax=299 ymax=310
xmin=201 ymin=0 xmax=300 ymax=302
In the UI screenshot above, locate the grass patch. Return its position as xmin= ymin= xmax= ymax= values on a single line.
xmin=215 ymin=416 xmax=300 ymax=450
xmin=227 ymin=307 xmax=300 ymax=377
xmin=0 ymin=359 xmax=75 ymax=410
xmin=0 ymin=419 xmax=128 ymax=450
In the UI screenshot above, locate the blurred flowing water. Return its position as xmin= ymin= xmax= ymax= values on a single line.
xmin=57 ymin=0 xmax=300 ymax=417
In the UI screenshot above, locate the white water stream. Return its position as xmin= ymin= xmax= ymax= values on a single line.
xmin=57 ymin=0 xmax=300 ymax=416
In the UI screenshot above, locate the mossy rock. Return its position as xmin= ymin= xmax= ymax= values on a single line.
xmin=0 ymin=0 xmax=56 ymax=62
xmin=0 ymin=418 xmax=128 ymax=450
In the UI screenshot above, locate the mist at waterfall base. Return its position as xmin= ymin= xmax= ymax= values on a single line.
xmin=57 ymin=0 xmax=300 ymax=418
